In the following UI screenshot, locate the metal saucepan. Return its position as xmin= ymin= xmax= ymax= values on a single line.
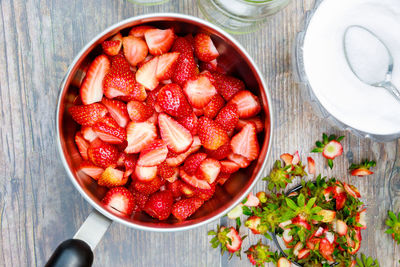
xmin=49 ymin=13 xmax=274 ymax=267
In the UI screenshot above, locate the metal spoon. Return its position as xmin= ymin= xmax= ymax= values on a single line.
xmin=343 ymin=25 xmax=400 ymax=102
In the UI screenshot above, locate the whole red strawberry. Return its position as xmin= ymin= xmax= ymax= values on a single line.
xmin=197 ymin=117 xmax=229 ymax=150
xmin=212 ymin=72 xmax=245 ymax=101
xmin=215 ymin=104 xmax=239 ymax=133
xmin=87 ymin=139 xmax=119 ymax=168
xmin=144 ymin=190 xmax=174 ymax=220
xmin=172 ymin=197 xmax=204 ymax=221
xmin=156 ymin=83 xmax=192 ymax=118
xmin=171 ymin=37 xmax=198 ymax=86
xmin=183 ymin=152 xmax=208 ymax=176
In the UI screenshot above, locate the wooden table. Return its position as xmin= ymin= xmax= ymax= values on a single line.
xmin=1 ymin=0 xmax=399 ymax=266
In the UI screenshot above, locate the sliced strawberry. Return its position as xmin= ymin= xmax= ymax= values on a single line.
xmin=277 ymin=258 xmax=291 ymax=267
xmin=298 ymin=249 xmax=310 ymax=260
xmin=197 ymin=116 xmax=229 ymax=150
xmin=236 ymin=117 xmax=264 ymax=133
xmin=319 ymin=238 xmax=334 ymax=261
xmin=146 ymin=112 xmax=159 ymax=125
xmin=165 ymin=136 xmax=201 ymax=167
xmin=167 ymin=180 xmax=183 ymax=197
xmin=137 ymin=139 xmax=168 ymax=167
xmin=158 ymin=113 xmax=193 ymax=153
xmin=177 ymin=112 xmax=198 ymax=135
xmin=144 ymin=28 xmax=175 ymax=56
xmin=135 ymin=56 xmax=159 ymax=90
xmin=215 ymin=104 xmax=239 ymax=133
xmin=81 ymin=126 xmax=98 ymax=142
xmin=282 ymin=229 xmax=293 ymax=243
xmin=231 ymin=123 xmax=259 ymax=161
xmin=172 ymin=197 xmax=204 ymax=221
xmin=356 ymin=209 xmax=367 ymax=229
xmin=280 ymin=153 xmax=294 ymax=166
xmin=158 ymin=161 xmax=178 ymax=182
xmin=98 ymin=166 xmax=127 ymax=187
xmin=216 ymin=172 xmax=231 ymax=185
xmin=102 ymin=40 xmax=122 ymax=56
xmin=69 ymin=103 xmax=108 ymax=126
xmin=212 ymin=72 xmax=245 ymax=101
xmin=180 ymin=169 xmax=211 ymax=190
xmin=79 ymin=160 xmax=104 ymax=180
xmin=220 ymin=160 xmax=240 ymax=173
xmin=133 ymin=176 xmax=165 ymax=195
xmin=92 ymin=119 xmax=127 ymax=144
xmin=125 ymin=121 xmax=157 ymax=154
xmin=198 ymin=158 xmax=221 ymax=183
xmin=157 ymin=83 xmax=192 ymax=118
xmin=203 ymin=94 xmax=225 ymax=119
xmin=291 ymin=151 xmax=300 ymax=165
xmin=194 ymin=183 xmax=216 ymax=201
xmin=129 ymin=25 xmax=155 ymax=38
xmin=205 ymin=143 xmax=232 ymax=160
xmin=199 ymin=59 xmax=218 ymax=72
xmin=322 ymin=140 xmax=343 ymax=159
xmin=103 ymin=63 xmax=137 ymax=99
xmin=293 ymin=242 xmax=304 ymax=256
xmin=180 ymin=182 xmax=196 ymax=197
xmin=102 ymin=187 xmax=135 ymax=216
xmin=122 ymin=36 xmax=148 ymax=66
xmin=335 ymin=192 xmax=347 ymax=210
xmin=243 ymin=192 xmax=260 ymax=207
xmin=318 ymin=209 xmax=336 ymax=223
xmin=101 ymin=98 xmax=129 ymax=128
xmin=171 ymin=37 xmax=198 ymax=86
xmin=135 ymin=165 xmax=158 ymax=182
xmin=333 ymin=219 xmax=348 ymax=236
xmin=224 ymin=227 xmax=242 ymax=253
xmin=144 ymin=190 xmax=173 ymax=220
xmin=183 ymin=153 xmax=208 ymax=176
xmin=75 ymin=132 xmax=89 ymax=160
xmin=127 ymin=100 xmax=154 ymax=122
xmin=156 ymin=52 xmax=180 ymax=80
xmin=123 ymin=153 xmax=137 ymax=176
xmin=131 ymin=190 xmax=149 ymax=212
xmin=344 ymin=183 xmax=361 ymax=198
xmin=87 ymin=139 xmax=119 ymax=168
xmin=79 ymin=55 xmax=110 ymax=105
xmin=350 ymin=168 xmax=373 ymax=177
xmin=194 ymin=33 xmax=219 ymax=62
xmin=228 ymin=90 xmax=261 ymax=119
xmin=183 ymin=75 xmax=217 ymax=108
xmin=307 ymin=156 xmax=316 ymax=175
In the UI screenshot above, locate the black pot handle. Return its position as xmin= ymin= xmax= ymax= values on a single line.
xmin=45 ymin=210 xmax=112 ymax=267
xmin=45 ymin=239 xmax=93 ymax=267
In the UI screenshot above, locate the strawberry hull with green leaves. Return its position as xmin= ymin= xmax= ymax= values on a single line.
xmin=69 ymin=25 xmax=264 ymax=222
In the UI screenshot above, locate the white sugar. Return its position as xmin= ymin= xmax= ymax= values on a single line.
xmin=303 ymin=0 xmax=400 ymax=136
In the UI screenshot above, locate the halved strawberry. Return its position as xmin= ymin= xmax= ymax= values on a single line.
xmin=125 ymin=121 xmax=157 ymax=154
xmin=198 ymin=158 xmax=221 ymax=183
xmin=194 ymin=33 xmax=219 ymax=62
xmin=127 ymin=100 xmax=154 ymax=122
xmin=291 ymin=151 xmax=300 ymax=165
xmin=135 ymin=165 xmax=158 ymax=182
xmin=172 ymin=197 xmax=204 ymax=221
xmin=103 ymin=62 xmax=137 ymax=99
xmin=79 ymin=55 xmax=110 ymax=105
xmin=98 ymin=166 xmax=128 ymax=187
xmin=81 ymin=126 xmax=98 ymax=142
xmin=217 ymin=172 xmax=231 ymax=185
xmin=102 ymin=187 xmax=135 ymax=216
xmin=156 ymin=52 xmax=180 ymax=80
xmin=137 ymin=139 xmax=168 ymax=167
xmin=183 ymin=75 xmax=217 ymax=108
xmin=156 ymin=83 xmax=192 ymax=118
xmin=220 ymin=160 xmax=240 ymax=173
xmin=123 ymin=36 xmax=148 ymax=66
xmin=243 ymin=192 xmax=260 ymax=207
xmin=205 ymin=143 xmax=232 ymax=160
xmin=171 ymin=37 xmax=198 ymax=86
xmin=92 ymin=119 xmax=127 ymax=144
xmin=280 ymin=153 xmax=293 ymax=166
xmin=227 ymin=153 xmax=250 ymax=168
xmin=167 ymin=180 xmax=183 ymax=197
xmin=101 ymin=98 xmax=129 ymax=128
xmin=203 ymin=94 xmax=225 ymax=119
xmin=129 ymin=25 xmax=155 ymax=38
xmin=347 ymin=228 xmax=362 ymax=255
xmin=215 ymin=104 xmax=239 ymax=133
xmin=177 ymin=112 xmax=198 ymax=135
xmin=180 ymin=169 xmax=211 ymax=190
xmin=344 ymin=183 xmax=361 ymax=198
xmin=183 ymin=152 xmax=208 ymax=176
xmin=333 ymin=219 xmax=348 ymax=236
xmin=102 ymin=40 xmax=122 ymax=56
xmin=87 ymin=139 xmax=119 ymax=168
xmin=194 ymin=183 xmax=216 ymax=201
xmin=307 ymin=157 xmax=316 ymax=175
xmin=224 ymin=227 xmax=243 ymax=253
xmin=158 ymin=113 xmax=193 ymax=153
xmin=236 ymin=117 xmax=264 ymax=133
xmin=231 ymin=123 xmax=259 ymax=161
xmin=79 ymin=160 xmax=104 ymax=180
xmin=75 ymin=132 xmax=89 ymax=160
xmin=144 ymin=28 xmax=175 ymax=56
xmin=356 ymin=209 xmax=367 ymax=229
xmin=69 ymin=103 xmax=108 ymax=126
xmin=135 ymin=56 xmax=159 ymax=90
xmin=158 ymin=161 xmax=178 ymax=182
xmin=165 ymin=136 xmax=201 ymax=166
xmin=212 ymin=72 xmax=245 ymax=101
xmin=228 ymin=90 xmax=261 ymax=119
xmin=133 ymin=176 xmax=165 ymax=195
xmin=197 ymin=116 xmax=229 ymax=150
xmin=144 ymin=190 xmax=173 ymax=220
xmin=277 ymin=257 xmax=291 ymax=267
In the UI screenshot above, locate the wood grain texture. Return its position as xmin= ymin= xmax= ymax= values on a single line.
xmin=0 ymin=0 xmax=399 ymax=266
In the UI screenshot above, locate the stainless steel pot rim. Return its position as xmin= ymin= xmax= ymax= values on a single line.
xmin=56 ymin=13 xmax=274 ymax=232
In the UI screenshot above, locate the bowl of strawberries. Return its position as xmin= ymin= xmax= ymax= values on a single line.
xmin=56 ymin=13 xmax=273 ymax=236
